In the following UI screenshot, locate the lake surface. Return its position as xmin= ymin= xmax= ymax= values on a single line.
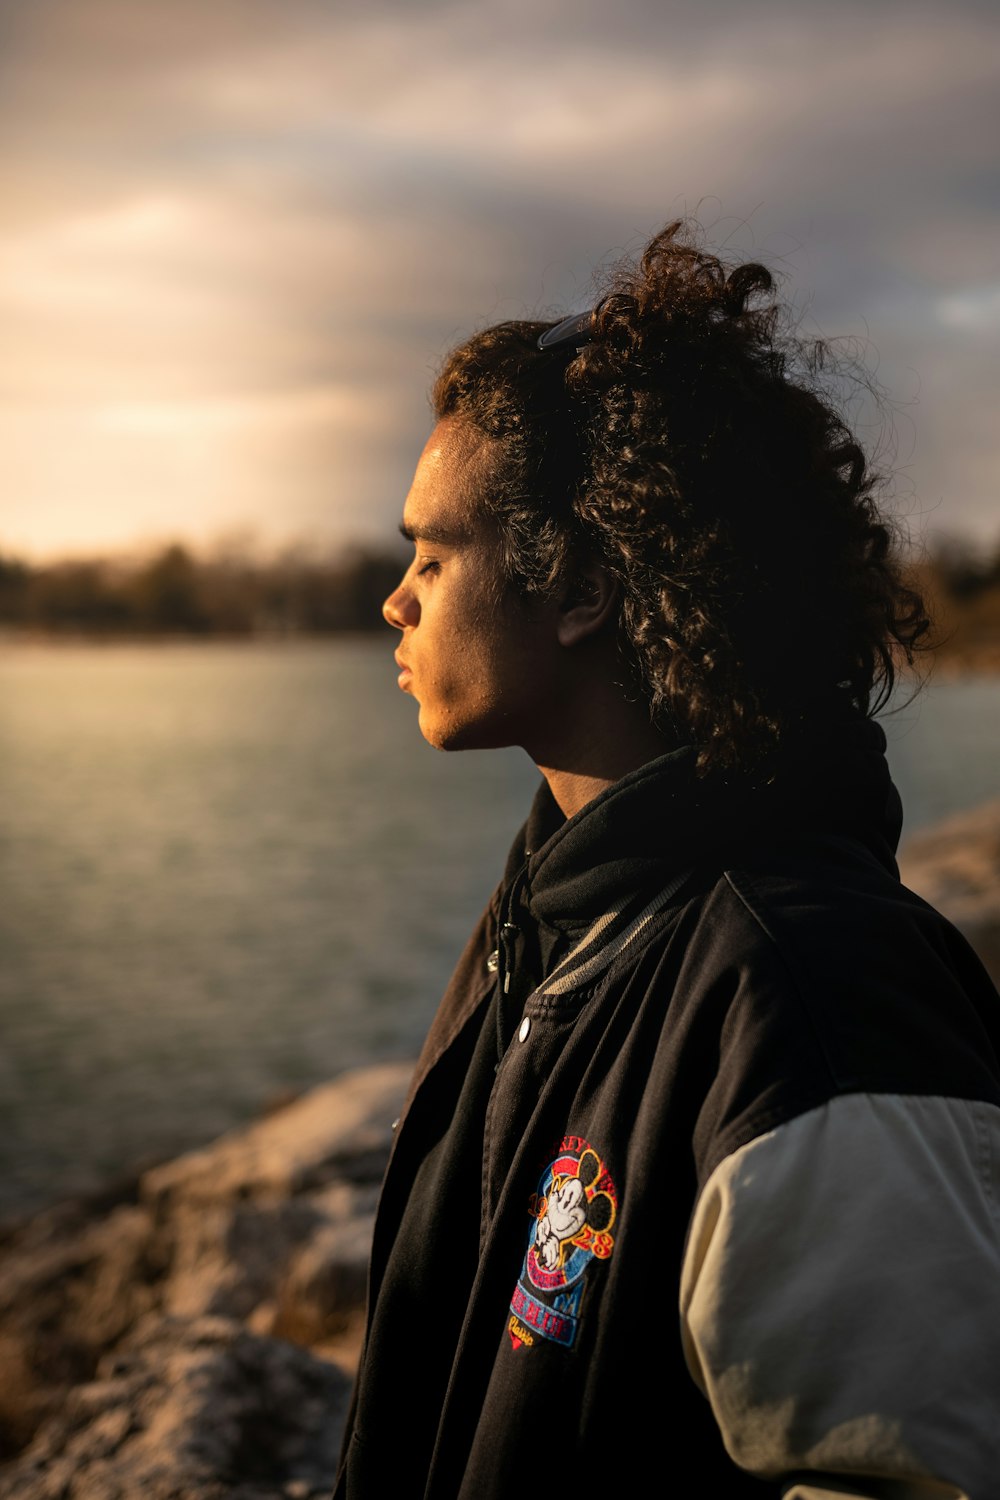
xmin=1 ymin=639 xmax=998 ymax=1220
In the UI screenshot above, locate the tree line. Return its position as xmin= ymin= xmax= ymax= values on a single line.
xmin=0 ymin=534 xmax=998 ymax=666
xmin=909 ymin=534 xmax=1000 ymax=670
xmin=0 ymin=542 xmax=408 ymax=637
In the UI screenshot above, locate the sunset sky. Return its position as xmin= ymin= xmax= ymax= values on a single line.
xmin=2 ymin=0 xmax=998 ymax=561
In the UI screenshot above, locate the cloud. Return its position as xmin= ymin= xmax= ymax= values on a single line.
xmin=2 ymin=0 xmax=998 ymax=555
xmin=936 ymin=285 xmax=1000 ymax=330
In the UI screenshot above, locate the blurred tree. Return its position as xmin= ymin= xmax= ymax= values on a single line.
xmin=906 ymin=527 xmax=1000 ymax=669
xmin=0 ymin=554 xmax=30 ymax=624
xmin=130 ymin=545 xmax=209 ymax=633
xmin=31 ymin=560 xmax=133 ymax=631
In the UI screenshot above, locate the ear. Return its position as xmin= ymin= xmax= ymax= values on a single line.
xmin=555 ymin=562 xmax=618 ymax=648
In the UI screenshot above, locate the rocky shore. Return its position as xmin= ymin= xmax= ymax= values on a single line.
xmin=897 ymin=798 xmax=1000 ymax=987
xmin=0 ymin=1062 xmax=413 ymax=1499
xmin=2 ymin=800 xmax=999 ymax=1500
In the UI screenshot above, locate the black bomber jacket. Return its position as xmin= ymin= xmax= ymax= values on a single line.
xmin=334 ymin=714 xmax=1000 ymax=1499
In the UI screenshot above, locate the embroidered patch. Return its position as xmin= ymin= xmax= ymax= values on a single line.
xmin=508 ymin=1134 xmax=617 ymax=1351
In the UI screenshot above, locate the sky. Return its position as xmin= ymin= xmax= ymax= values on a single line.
xmin=1 ymin=0 xmax=998 ymax=562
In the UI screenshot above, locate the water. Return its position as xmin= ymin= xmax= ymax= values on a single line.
xmin=1 ymin=640 xmax=998 ymax=1221
xmin=878 ymin=673 xmax=1000 ymax=832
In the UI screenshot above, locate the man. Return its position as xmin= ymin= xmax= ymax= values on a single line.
xmin=334 ymin=222 xmax=1000 ymax=1497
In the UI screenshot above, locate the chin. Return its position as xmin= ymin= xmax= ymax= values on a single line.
xmin=418 ymin=721 xmax=477 ymax=753
xmin=417 ymin=708 xmax=514 ymax=754
xmin=416 ymin=708 xmax=456 ymax=751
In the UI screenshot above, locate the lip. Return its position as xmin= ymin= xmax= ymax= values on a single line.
xmin=394 ymin=650 xmax=412 ymax=688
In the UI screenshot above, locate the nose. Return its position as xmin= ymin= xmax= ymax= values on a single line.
xmin=382 ymin=580 xmax=418 ymax=631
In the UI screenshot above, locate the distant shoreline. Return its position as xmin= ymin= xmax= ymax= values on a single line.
xmin=1 ymin=627 xmax=999 ymax=674
xmin=0 ymin=625 xmax=394 ymax=647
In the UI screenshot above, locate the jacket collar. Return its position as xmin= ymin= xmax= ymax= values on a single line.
xmin=505 ymin=712 xmax=903 ymax=934
xmin=398 ymin=708 xmax=902 ymax=1128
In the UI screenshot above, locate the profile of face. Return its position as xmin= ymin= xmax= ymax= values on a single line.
xmin=383 ymin=418 xmax=564 ymax=753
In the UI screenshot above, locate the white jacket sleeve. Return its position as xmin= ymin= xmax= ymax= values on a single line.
xmin=679 ymin=1093 xmax=1000 ymax=1500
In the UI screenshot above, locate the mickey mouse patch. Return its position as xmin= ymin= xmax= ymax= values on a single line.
xmin=508 ymin=1135 xmax=617 ymax=1352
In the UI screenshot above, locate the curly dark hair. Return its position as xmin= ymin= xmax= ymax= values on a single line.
xmin=431 ymin=220 xmax=930 ymax=774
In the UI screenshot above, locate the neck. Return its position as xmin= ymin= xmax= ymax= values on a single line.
xmin=533 ymin=710 xmax=679 ymax=820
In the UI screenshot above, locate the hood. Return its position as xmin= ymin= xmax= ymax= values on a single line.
xmin=506 ymin=712 xmax=903 ymax=935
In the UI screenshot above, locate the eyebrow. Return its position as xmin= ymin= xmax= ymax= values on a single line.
xmin=398 ymin=519 xmax=467 ymax=546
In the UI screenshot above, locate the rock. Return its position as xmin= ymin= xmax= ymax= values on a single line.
xmin=898 ymin=799 xmax=1000 ymax=986
xmin=0 ymin=1202 xmax=162 ymax=1457
xmin=268 ymin=1205 xmax=375 ymax=1348
xmin=157 ymin=1180 xmax=379 ymax=1327
xmin=143 ymin=1062 xmax=409 ymax=1213
xmin=0 ymin=1061 xmax=414 ymax=1497
xmin=0 ymin=1315 xmax=351 ymax=1500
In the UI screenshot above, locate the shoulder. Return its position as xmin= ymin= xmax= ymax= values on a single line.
xmin=626 ymin=830 xmax=1000 ymax=1179
xmin=678 ymin=841 xmax=1000 ymax=1492
xmin=723 ymin=833 xmax=1000 ymax=1090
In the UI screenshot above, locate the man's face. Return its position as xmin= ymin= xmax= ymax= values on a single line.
xmin=383 ymin=418 xmax=561 ymax=753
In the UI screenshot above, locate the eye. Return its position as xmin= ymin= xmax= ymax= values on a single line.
xmin=417 ymin=558 xmax=440 ymax=577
